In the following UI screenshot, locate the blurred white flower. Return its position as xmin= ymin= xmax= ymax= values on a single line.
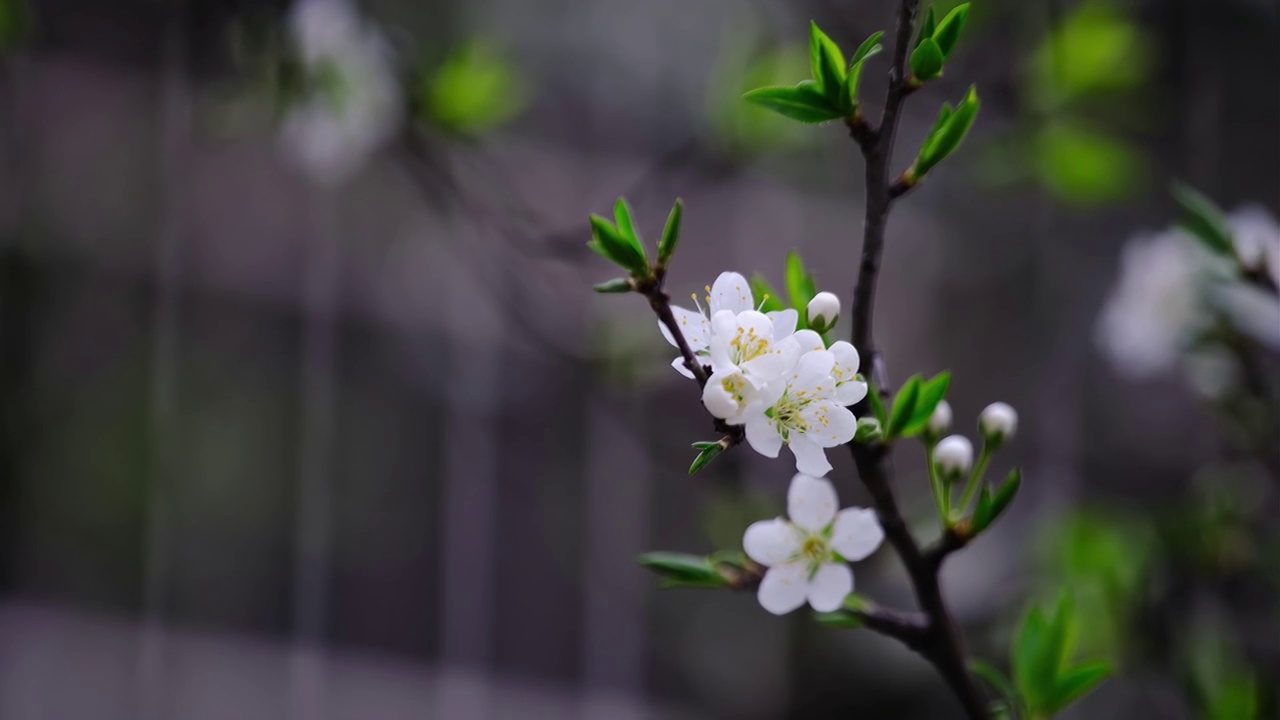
xmin=279 ymin=0 xmax=402 ymax=185
xmin=1229 ymin=206 xmax=1280 ymax=287
xmin=659 ymin=271 xmax=798 ymax=379
xmin=927 ymin=399 xmax=952 ymax=437
xmin=742 ymin=474 xmax=884 ymax=615
xmin=978 ymin=402 xmax=1017 ymax=442
xmin=742 ymin=347 xmax=861 ymax=477
xmin=934 ymin=435 xmax=974 ymax=478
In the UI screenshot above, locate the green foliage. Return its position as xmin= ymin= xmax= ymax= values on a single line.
xmin=588 ymin=208 xmax=649 ymax=276
xmin=809 ymin=21 xmax=847 ymax=102
xmin=932 ymin=4 xmax=971 ymax=58
xmin=592 ymin=278 xmax=633 ymax=294
xmin=910 ymin=38 xmax=945 ymax=81
xmin=851 ymin=31 xmax=885 ymax=65
xmin=749 ymin=273 xmax=787 ymax=313
xmin=708 ymin=40 xmax=815 ymax=150
xmin=1013 ymin=592 xmax=1113 ymax=717
xmin=813 ymin=594 xmax=873 ymax=628
xmin=886 ymin=371 xmax=951 ymax=439
xmin=636 ymin=552 xmax=727 ymax=588
xmin=744 ymin=20 xmax=880 ymax=123
xmin=1172 ymin=183 xmax=1234 ymax=257
xmin=1034 ymin=122 xmax=1141 ymax=204
xmin=784 ymin=250 xmax=819 ymax=322
xmin=1030 ymin=0 xmax=1152 ymax=109
xmin=421 ymin=39 xmax=527 ymax=134
xmin=689 ymin=440 xmax=726 ymax=474
xmin=972 ymin=467 xmax=1021 ymax=533
xmin=866 ymin=384 xmax=889 ymax=426
xmin=657 ymin=198 xmax=684 ymax=266
xmin=913 ymin=86 xmax=980 ymax=177
xmin=909 ymin=3 xmax=970 ymax=82
xmin=742 ymin=82 xmax=843 ymax=124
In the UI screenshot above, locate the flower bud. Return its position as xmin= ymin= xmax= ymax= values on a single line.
xmin=934 ymin=435 xmax=973 ymax=479
xmin=926 ymin=399 xmax=952 ymax=438
xmin=806 ymin=292 xmax=841 ymax=332
xmin=854 ymin=416 xmax=883 ymax=443
xmin=979 ymin=402 xmax=1017 ymax=444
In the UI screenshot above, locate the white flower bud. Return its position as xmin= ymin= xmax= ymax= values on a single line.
xmin=806 ymin=292 xmax=841 ymax=331
xmin=926 ymin=399 xmax=952 ymax=437
xmin=934 ymin=435 xmax=973 ymax=478
xmin=979 ymin=402 xmax=1018 ymax=442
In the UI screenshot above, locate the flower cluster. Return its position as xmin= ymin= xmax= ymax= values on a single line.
xmin=743 ymin=473 xmax=884 ymax=615
xmin=660 ymin=272 xmax=868 ymax=476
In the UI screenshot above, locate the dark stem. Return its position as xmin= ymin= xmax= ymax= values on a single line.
xmin=845 ymin=1 xmax=987 ymax=717
xmin=642 ymin=270 xmax=710 ymax=387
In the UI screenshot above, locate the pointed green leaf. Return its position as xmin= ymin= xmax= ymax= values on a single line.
xmin=809 ymin=21 xmax=846 ymax=96
xmin=592 ymin=278 xmax=633 ymax=294
xmin=1013 ymin=605 xmax=1052 ymax=708
xmin=910 ymin=38 xmax=944 ymax=81
xmin=636 ymin=552 xmax=726 ymax=588
xmin=613 ymin=197 xmax=641 ymax=246
xmin=689 ymin=440 xmax=726 ymax=474
xmin=588 ymin=215 xmax=647 ymax=273
xmin=784 ymin=250 xmax=818 ymax=318
xmin=973 ymin=467 xmax=1020 ymax=532
xmin=750 ymin=273 xmax=787 ymax=313
xmin=915 ymin=6 xmax=937 ymax=48
xmin=927 ymin=102 xmax=954 ymax=140
xmin=657 ymin=198 xmax=683 ymax=265
xmin=1049 ymin=661 xmax=1112 ymax=714
xmin=743 ymin=82 xmax=842 ymax=123
xmin=900 ymin=371 xmax=951 ymax=436
xmin=851 ymin=31 xmax=885 ymax=65
xmin=969 ymin=658 xmax=1020 ymax=711
xmin=887 ymin=374 xmax=924 ymax=438
xmin=1173 ymin=183 xmax=1234 ymax=256
xmin=933 ymin=3 xmax=970 ymax=58
xmin=916 ymin=86 xmax=980 ymax=175
xmin=972 ymin=483 xmax=996 ymax=530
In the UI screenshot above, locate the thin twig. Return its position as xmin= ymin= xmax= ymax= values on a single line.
xmin=844 ymin=1 xmax=987 ymax=717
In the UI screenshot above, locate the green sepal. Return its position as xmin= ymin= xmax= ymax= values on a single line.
xmin=657 ymin=198 xmax=683 ymax=266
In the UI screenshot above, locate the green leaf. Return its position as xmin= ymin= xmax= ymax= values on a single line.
xmin=813 ymin=610 xmax=864 ymax=628
xmin=750 ymin=273 xmax=787 ymax=313
xmin=933 ymin=3 xmax=971 ymax=58
xmin=689 ymin=440 xmax=726 ymax=474
xmin=899 ymin=371 xmax=951 ymax=436
xmin=743 ymin=82 xmax=841 ymax=124
xmin=592 ymin=278 xmax=633 ymax=294
xmin=658 ymin=198 xmax=683 ymax=265
xmin=915 ymin=85 xmax=979 ymax=176
xmin=838 ymin=60 xmax=861 ymax=116
xmin=867 ymin=383 xmax=888 ymax=425
xmin=1173 ymin=183 xmax=1234 ymax=256
xmin=969 ymin=658 xmax=1020 ymax=711
xmin=1013 ymin=605 xmax=1052 ymax=709
xmin=1049 ymin=661 xmax=1112 ymax=713
xmin=927 ymin=102 xmax=954 ymax=141
xmin=915 ymin=6 xmax=937 ymax=49
xmin=423 ymin=38 xmax=527 ymax=134
xmin=886 ymin=374 xmax=924 ymax=438
xmin=808 ymin=21 xmax=847 ymax=102
xmin=851 ymin=31 xmax=885 ymax=65
xmin=588 ymin=214 xmax=647 ymax=273
xmin=910 ymin=38 xmax=944 ymax=81
xmin=1035 ymin=122 xmax=1142 ymax=204
xmin=973 ymin=467 xmax=1020 ymax=532
xmin=636 ymin=552 xmax=726 ymax=588
xmin=614 ymin=197 xmax=641 ymax=246
xmin=784 ymin=250 xmax=818 ymax=319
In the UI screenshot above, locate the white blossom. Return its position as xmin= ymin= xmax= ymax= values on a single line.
xmin=279 ymin=0 xmax=403 ymax=185
xmin=806 ymin=291 xmax=841 ymax=331
xmin=934 ymin=435 xmax=973 ymax=477
xmin=927 ymin=399 xmax=952 ymax=437
xmin=660 ymin=271 xmax=798 ymax=379
xmin=978 ymin=402 xmax=1017 ymax=442
xmin=742 ymin=344 xmax=864 ymax=477
xmin=742 ymin=474 xmax=884 ymax=615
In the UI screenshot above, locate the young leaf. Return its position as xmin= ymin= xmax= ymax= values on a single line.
xmin=933 ymin=3 xmax=971 ymax=58
xmin=1013 ymin=605 xmax=1052 ymax=709
xmin=784 ymin=250 xmax=818 ymax=317
xmin=867 ymin=383 xmax=888 ymax=425
xmin=1050 ymin=661 xmax=1112 ymax=713
xmin=910 ymin=38 xmax=944 ymax=81
xmin=743 ymin=82 xmax=842 ymax=123
xmin=588 ymin=215 xmax=647 ymax=273
xmin=750 ymin=273 xmax=787 ymax=313
xmin=972 ymin=467 xmax=1020 ymax=532
xmin=969 ymin=658 xmax=1020 ymax=712
xmin=613 ymin=197 xmax=640 ymax=246
xmin=1172 ymin=182 xmax=1234 ymax=256
xmin=899 ymin=371 xmax=951 ymax=436
xmin=886 ymin=374 xmax=924 ymax=438
xmin=636 ymin=552 xmax=726 ymax=588
xmin=809 ymin=21 xmax=847 ymax=101
xmin=689 ymin=440 xmax=726 ymax=474
xmin=592 ymin=278 xmax=633 ymax=293
xmin=916 ymin=86 xmax=980 ymax=176
xmin=915 ymin=5 xmax=937 ymax=48
xmin=851 ymin=31 xmax=885 ymax=65
xmin=658 ymin=198 xmax=683 ymax=265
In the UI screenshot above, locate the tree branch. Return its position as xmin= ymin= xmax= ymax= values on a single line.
xmin=844 ymin=1 xmax=987 ymax=717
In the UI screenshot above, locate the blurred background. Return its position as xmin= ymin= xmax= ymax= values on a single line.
xmin=0 ymin=0 xmax=1276 ymax=717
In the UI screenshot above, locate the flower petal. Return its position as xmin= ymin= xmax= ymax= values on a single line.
xmin=768 ymin=308 xmax=798 ymax=340
xmin=708 ymin=310 xmax=738 ymax=371
xmin=828 ymin=341 xmax=861 ymax=378
xmin=830 ymin=507 xmax=884 ymax=561
xmin=671 ymin=356 xmax=696 ymax=379
xmin=802 ymin=401 xmax=857 ymax=448
xmin=790 ymin=329 xmax=827 ymax=355
xmin=834 ymin=378 xmax=869 ymax=406
xmin=740 ymin=349 xmax=789 ymax=385
xmin=787 ymin=473 xmax=838 ymax=531
xmin=806 ymin=563 xmax=853 ymax=612
xmin=745 ymin=413 xmax=783 ymax=458
xmin=743 ymin=518 xmax=800 ymax=566
xmin=792 ymin=350 xmax=836 ymax=397
xmin=756 ymin=560 xmax=809 ymax=615
xmin=659 ymin=306 xmax=710 ymax=352
xmin=789 ymin=435 xmax=833 ymax=477
xmin=710 ymin=272 xmax=753 ymax=316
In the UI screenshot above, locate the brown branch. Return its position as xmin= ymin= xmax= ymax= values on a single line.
xmin=844 ymin=1 xmax=987 ymax=717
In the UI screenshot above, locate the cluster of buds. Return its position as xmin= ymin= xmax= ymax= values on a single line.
xmin=924 ymin=400 xmax=1021 ymax=532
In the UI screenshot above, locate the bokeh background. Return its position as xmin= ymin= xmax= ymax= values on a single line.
xmin=0 ymin=0 xmax=1277 ymax=718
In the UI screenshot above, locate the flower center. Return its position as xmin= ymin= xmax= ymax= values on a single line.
xmin=718 ymin=373 xmax=749 ymax=404
xmin=800 ymin=535 xmax=828 ymax=563
xmin=728 ymin=326 xmax=771 ymax=364
xmin=767 ymin=391 xmax=815 ymax=440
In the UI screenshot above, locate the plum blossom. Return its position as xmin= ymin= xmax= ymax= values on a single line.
xmin=743 ymin=474 xmax=884 ymax=615
xmin=279 ymin=0 xmax=403 ymax=185
xmin=742 ymin=346 xmax=864 ymax=477
xmin=979 ymin=402 xmax=1018 ymax=442
xmin=660 ymin=271 xmax=798 ymax=379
